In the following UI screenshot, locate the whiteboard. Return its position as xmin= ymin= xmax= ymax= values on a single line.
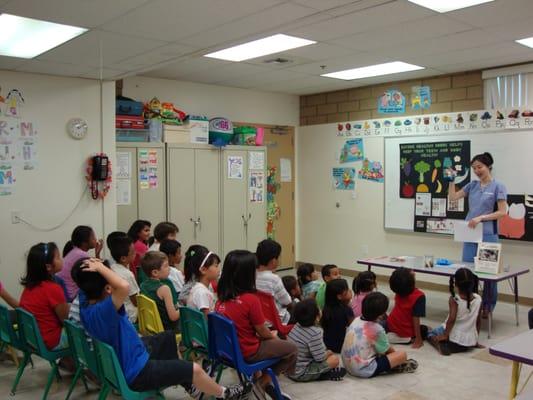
xmin=384 ymin=130 xmax=533 ymax=231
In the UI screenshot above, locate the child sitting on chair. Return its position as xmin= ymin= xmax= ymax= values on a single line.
xmin=72 ymin=258 xmax=249 ymax=399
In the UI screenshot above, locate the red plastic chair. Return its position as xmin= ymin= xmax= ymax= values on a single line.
xmin=255 ymin=291 xmax=294 ymax=338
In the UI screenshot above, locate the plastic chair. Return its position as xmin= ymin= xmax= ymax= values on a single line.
xmin=179 ymin=306 xmax=208 ymax=359
xmin=137 ymin=294 xmax=181 ymax=343
xmin=64 ymin=320 xmax=101 ymax=400
xmin=0 ymin=304 xmax=24 ymax=367
xmin=207 ymin=312 xmax=283 ymax=400
xmin=15 ymin=308 xmax=71 ymax=399
xmin=255 ymin=291 xmax=294 ymax=338
xmin=93 ymin=338 xmax=165 ymax=400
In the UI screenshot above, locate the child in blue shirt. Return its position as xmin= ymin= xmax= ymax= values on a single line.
xmin=72 ymin=258 xmax=249 ymax=399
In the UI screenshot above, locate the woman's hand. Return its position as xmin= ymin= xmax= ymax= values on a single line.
xmin=468 ymin=216 xmax=483 ymax=228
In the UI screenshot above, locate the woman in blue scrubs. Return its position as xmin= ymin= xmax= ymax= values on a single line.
xmin=448 ymin=152 xmax=507 ymax=317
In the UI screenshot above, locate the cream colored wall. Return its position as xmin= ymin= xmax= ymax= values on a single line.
xmin=296 ymin=122 xmax=533 ymax=299
xmin=0 ymin=70 xmax=116 ymax=297
xmin=123 ymin=76 xmax=300 ymax=126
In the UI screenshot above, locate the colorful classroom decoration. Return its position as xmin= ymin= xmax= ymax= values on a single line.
xmin=266 ymin=166 xmax=281 ymax=239
xmin=498 ymin=194 xmax=533 ymax=242
xmin=332 ymin=167 xmax=355 ymax=190
xmin=411 ymin=86 xmax=431 ymax=110
xmin=358 ymin=159 xmax=384 ymax=182
xmin=336 ymin=108 xmax=533 ymax=138
xmin=377 ymin=89 xmax=405 ymax=114
xmin=339 ymin=138 xmax=364 ymax=163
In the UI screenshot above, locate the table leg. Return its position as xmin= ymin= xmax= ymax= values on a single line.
xmin=368 ymin=265 xmax=371 ymax=272
xmin=514 ymin=276 xmax=519 ymax=327
xmin=488 ymin=309 xmax=492 ymax=339
xmin=509 ymin=361 xmax=520 ymax=400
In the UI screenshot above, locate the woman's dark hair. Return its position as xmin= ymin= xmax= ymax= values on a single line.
xmin=297 ymin=263 xmax=315 ymax=286
xmin=159 ymin=239 xmax=182 ymax=258
xmin=153 ymin=222 xmax=179 ymax=242
xmin=450 ymin=268 xmax=479 ymax=310
xmin=293 ymin=299 xmax=320 ymax=327
xmin=321 ymin=278 xmax=349 ymax=328
xmin=127 ymin=220 xmax=151 ymax=242
xmin=256 ymin=239 xmax=282 ymax=266
xmin=362 ymin=292 xmax=389 ymax=321
xmin=471 ymin=152 xmax=494 ymax=170
xmin=353 ymin=271 xmax=377 ymax=295
xmin=282 ymin=275 xmax=298 ymax=293
xmin=63 ymin=225 xmax=94 ymax=256
xmin=71 ymin=257 xmax=110 ymax=300
xmin=21 ymin=242 xmax=59 ymax=288
xmin=217 ymin=250 xmax=257 ymax=302
xmin=183 ymin=245 xmax=220 ymax=283
xmin=389 ymin=267 xmax=415 ymax=297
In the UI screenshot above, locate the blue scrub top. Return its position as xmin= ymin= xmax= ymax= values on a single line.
xmin=463 ymin=179 xmax=507 ymax=235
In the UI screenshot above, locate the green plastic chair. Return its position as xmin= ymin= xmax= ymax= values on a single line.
xmin=15 ymin=308 xmax=71 ymax=399
xmin=0 ymin=304 xmax=35 ymax=375
xmin=93 ymin=338 xmax=165 ymax=400
xmin=64 ymin=319 xmax=101 ymax=400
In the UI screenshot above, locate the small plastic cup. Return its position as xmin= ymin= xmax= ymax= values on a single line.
xmin=424 ymin=255 xmax=434 ymax=268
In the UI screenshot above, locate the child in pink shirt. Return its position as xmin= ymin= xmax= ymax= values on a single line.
xmin=351 ymin=271 xmax=377 ymax=318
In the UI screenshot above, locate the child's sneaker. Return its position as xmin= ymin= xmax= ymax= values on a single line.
xmin=219 ymin=382 xmax=252 ymax=400
xmin=265 ymin=384 xmax=292 ymax=400
xmin=392 ymin=359 xmax=418 ymax=373
xmin=185 ymin=384 xmax=202 ymax=399
xmin=319 ymin=367 xmax=347 ymax=381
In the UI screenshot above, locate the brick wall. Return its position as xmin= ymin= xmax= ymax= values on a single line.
xmin=300 ymin=71 xmax=484 ymax=126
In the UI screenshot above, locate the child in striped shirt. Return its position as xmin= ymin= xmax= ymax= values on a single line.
xmin=288 ymin=299 xmax=346 ymax=382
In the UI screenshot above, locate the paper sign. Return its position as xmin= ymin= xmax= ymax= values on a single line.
xmin=249 ymin=170 xmax=264 ymax=202
xmin=454 ymin=220 xmax=483 ymax=243
xmin=432 ymin=198 xmax=447 ymax=217
xmin=228 ymin=156 xmax=243 ymax=179
xmin=249 ymin=151 xmax=264 ymax=170
xmin=280 ymin=158 xmax=292 ymax=182
xmin=0 ymin=162 xmax=15 ymax=195
xmin=116 ymin=179 xmax=131 ymax=205
xmin=415 ymin=193 xmax=431 ymax=216
xmin=332 ymin=167 xmax=355 ymax=190
xmin=116 ymin=152 xmax=131 ymax=179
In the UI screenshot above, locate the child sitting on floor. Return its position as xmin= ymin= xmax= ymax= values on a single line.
xmin=351 ymin=271 xmax=377 ymax=318
xmin=386 ymin=268 xmax=428 ymax=348
xmin=297 ymin=263 xmax=321 ymax=299
xmin=321 ymin=279 xmax=354 ymax=353
xmin=288 ymin=299 xmax=346 ymax=382
xmin=342 ymin=292 xmax=418 ymax=378
xmin=315 ymin=264 xmax=341 ymax=309
xmin=427 ymin=268 xmax=482 ymax=356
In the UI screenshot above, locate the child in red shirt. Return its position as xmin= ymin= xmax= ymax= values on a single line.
xmin=127 ymin=220 xmax=151 ymax=278
xmin=19 ymin=242 xmax=70 ymax=350
xmin=386 ymin=268 xmax=429 ymax=348
xmin=216 ymin=250 xmax=297 ymax=400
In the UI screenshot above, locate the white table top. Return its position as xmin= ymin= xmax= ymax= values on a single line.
xmin=489 ymin=330 xmax=533 ymax=365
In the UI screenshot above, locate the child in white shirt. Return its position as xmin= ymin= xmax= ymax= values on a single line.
xmin=159 ymin=239 xmax=185 ymax=296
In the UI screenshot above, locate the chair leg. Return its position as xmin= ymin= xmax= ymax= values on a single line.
xmin=7 ymin=345 xmax=19 ymax=367
xmin=10 ymin=352 xmax=30 ymax=395
xmin=215 ymin=365 xmax=224 ymax=383
xmin=42 ymin=363 xmax=58 ymax=400
xmin=265 ymin=369 xmax=283 ymax=400
xmin=65 ymin=367 xmax=83 ymax=400
xmin=98 ymin=383 xmax=110 ymax=400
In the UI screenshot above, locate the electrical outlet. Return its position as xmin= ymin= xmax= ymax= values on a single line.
xmin=361 ymin=244 xmax=369 ymax=256
xmin=11 ymin=211 xmax=20 ymax=224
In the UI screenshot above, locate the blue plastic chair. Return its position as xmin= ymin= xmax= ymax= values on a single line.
xmin=207 ymin=312 xmax=283 ymax=400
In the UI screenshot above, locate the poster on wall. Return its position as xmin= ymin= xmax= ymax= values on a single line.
xmin=411 ymin=86 xmax=431 ymax=110
xmin=378 ymin=89 xmax=405 ymax=114
xmin=116 ymin=179 xmax=131 ymax=205
xmin=399 ymin=140 xmax=471 ymax=202
xmin=0 ymin=162 xmax=15 ymax=195
xmin=280 ymin=158 xmax=292 ymax=182
xmin=0 ymin=119 xmax=19 ymax=145
xmin=228 ymin=156 xmax=244 ymax=179
xmin=498 ymin=194 xmax=533 ymax=242
xmin=332 ymin=167 xmax=355 ymax=190
xmin=249 ymin=151 xmax=265 ymax=170
xmin=148 ymin=150 xmax=158 ymax=189
xmin=249 ymin=170 xmax=264 ymax=203
xmin=116 ymin=152 xmax=131 ymax=179
xmin=139 ymin=149 xmax=149 ymax=189
xmin=340 ymin=138 xmax=364 ymax=163
xmin=358 ymin=158 xmax=384 ymax=182
xmin=17 ymin=137 xmax=37 ymax=170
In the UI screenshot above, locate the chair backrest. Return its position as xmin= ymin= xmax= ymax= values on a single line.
xmin=255 ymin=290 xmax=293 ymax=337
xmin=64 ymin=320 xmax=99 ymax=376
xmin=16 ymin=308 xmax=49 ymax=356
xmin=207 ymin=312 xmax=246 ymax=370
xmin=0 ymin=304 xmax=21 ymax=349
xmin=180 ymin=306 xmax=208 ymax=350
xmin=137 ymin=294 xmax=164 ymax=336
xmin=93 ymin=339 xmax=129 ymax=394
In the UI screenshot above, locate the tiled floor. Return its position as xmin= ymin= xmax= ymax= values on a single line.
xmin=1 ymin=284 xmax=531 ymax=400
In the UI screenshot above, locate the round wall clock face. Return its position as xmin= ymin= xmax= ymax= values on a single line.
xmin=67 ymin=118 xmax=88 ymax=140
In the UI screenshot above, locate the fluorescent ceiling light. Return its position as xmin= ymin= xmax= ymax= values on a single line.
xmin=322 ymin=61 xmax=425 ymax=81
xmin=516 ymin=37 xmax=533 ymax=49
xmin=407 ymin=0 xmax=494 ymax=13
xmin=204 ymin=34 xmax=316 ymax=62
xmin=0 ymin=14 xmax=88 ymax=59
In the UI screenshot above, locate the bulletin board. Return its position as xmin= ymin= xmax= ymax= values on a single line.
xmin=384 ymin=131 xmax=533 ymax=241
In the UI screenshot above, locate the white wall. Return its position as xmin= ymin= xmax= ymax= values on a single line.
xmin=296 ymin=122 xmax=533 ymax=299
xmin=0 ymin=70 xmax=116 ymax=297
xmin=122 ymin=76 xmax=299 ymax=126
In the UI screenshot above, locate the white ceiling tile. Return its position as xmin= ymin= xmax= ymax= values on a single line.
xmin=108 ymin=43 xmax=196 ymax=70
xmin=279 ymin=42 xmax=355 ymax=61
xmin=15 ymin=60 xmax=93 ymax=77
xmin=1 ymin=0 xmax=150 ymax=28
xmin=290 ymin=0 xmax=365 ymax=11
xmin=100 ymin=0 xmax=286 ymax=42
xmin=183 ymin=2 xmax=320 ymax=49
xmin=143 ymin=57 xmax=231 ymax=80
xmin=438 ymin=54 xmax=533 ymax=74
xmin=0 ymin=56 xmax=26 ymax=70
xmin=288 ymin=0 xmax=435 ymax=41
xmin=286 ymin=52 xmax=392 ymax=75
xmin=485 ymin=17 xmax=533 ymax=42
xmin=177 ymin=63 xmax=271 ymax=85
xmin=220 ymin=69 xmax=311 ymax=88
xmin=79 ymin=68 xmax=128 ymax=80
xmin=446 ymin=0 xmax=533 ymax=29
xmin=37 ymin=30 xmax=167 ymax=68
xmin=330 ymin=15 xmax=473 ymax=51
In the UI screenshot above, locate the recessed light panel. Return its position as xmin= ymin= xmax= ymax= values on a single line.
xmin=321 ymin=61 xmax=425 ymax=80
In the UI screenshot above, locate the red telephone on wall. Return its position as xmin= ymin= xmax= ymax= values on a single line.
xmin=88 ymin=154 xmax=111 ymax=199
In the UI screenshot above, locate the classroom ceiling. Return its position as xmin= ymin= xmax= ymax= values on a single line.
xmin=1 ymin=0 xmax=533 ymax=94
